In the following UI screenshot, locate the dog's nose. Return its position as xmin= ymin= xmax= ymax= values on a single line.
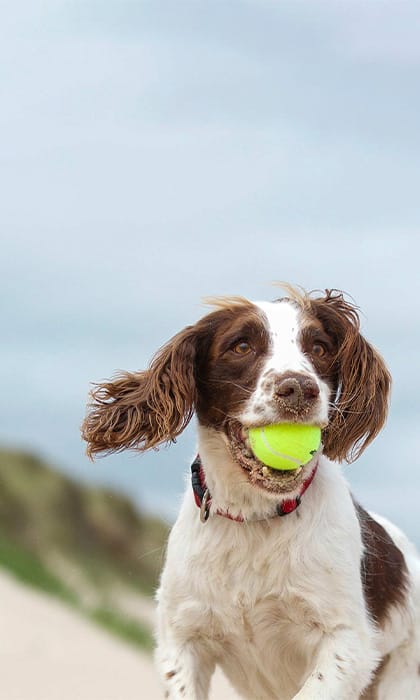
xmin=274 ymin=374 xmax=320 ymax=407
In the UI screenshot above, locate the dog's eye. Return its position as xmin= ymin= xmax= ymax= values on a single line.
xmin=232 ymin=341 xmax=252 ymax=356
xmin=312 ymin=342 xmax=327 ymax=358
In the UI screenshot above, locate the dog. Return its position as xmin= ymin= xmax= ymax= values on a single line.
xmin=82 ymin=287 xmax=420 ymax=699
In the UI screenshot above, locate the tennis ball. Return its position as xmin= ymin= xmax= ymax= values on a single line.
xmin=248 ymin=423 xmax=321 ymax=471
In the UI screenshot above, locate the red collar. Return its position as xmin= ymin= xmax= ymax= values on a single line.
xmin=191 ymin=456 xmax=318 ymax=523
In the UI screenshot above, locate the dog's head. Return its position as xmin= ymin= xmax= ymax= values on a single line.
xmin=82 ymin=288 xmax=390 ymax=495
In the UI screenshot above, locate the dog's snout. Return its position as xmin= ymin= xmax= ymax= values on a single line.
xmin=274 ymin=374 xmax=320 ymax=407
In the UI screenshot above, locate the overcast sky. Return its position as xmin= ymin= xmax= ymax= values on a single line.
xmin=2 ymin=1 xmax=420 ymax=537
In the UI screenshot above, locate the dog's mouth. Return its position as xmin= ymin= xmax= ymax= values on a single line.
xmin=225 ymin=420 xmax=316 ymax=495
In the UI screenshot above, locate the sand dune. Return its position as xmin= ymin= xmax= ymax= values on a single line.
xmin=0 ymin=571 xmax=239 ymax=700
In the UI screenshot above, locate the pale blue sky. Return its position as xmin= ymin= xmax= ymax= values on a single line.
xmin=1 ymin=1 xmax=419 ymax=536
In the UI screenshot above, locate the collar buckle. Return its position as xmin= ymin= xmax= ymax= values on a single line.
xmin=200 ymin=489 xmax=211 ymax=523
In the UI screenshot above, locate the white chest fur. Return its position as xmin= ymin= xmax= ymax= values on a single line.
xmin=156 ymin=460 xmax=366 ymax=700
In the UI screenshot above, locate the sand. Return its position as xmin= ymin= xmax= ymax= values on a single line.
xmin=0 ymin=570 xmax=240 ymax=700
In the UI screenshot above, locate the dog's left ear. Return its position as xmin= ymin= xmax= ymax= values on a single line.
xmin=311 ymin=292 xmax=391 ymax=463
xmin=81 ymin=324 xmax=199 ymax=459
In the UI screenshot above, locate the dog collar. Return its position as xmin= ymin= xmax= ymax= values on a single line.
xmin=191 ymin=455 xmax=318 ymax=524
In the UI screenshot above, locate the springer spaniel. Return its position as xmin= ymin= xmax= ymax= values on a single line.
xmin=82 ymin=288 xmax=420 ymax=700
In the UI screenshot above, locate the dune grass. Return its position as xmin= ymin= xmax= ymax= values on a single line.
xmin=0 ymin=447 xmax=164 ymax=653
xmin=0 ymin=537 xmax=77 ymax=605
xmin=0 ymin=535 xmax=155 ymax=651
xmin=90 ymin=606 xmax=154 ymax=651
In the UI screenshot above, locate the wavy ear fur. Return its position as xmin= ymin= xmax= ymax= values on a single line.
xmin=81 ymin=325 xmax=198 ymax=458
xmin=310 ymin=291 xmax=391 ymax=463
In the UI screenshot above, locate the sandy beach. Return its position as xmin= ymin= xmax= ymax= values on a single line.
xmin=0 ymin=570 xmax=240 ymax=700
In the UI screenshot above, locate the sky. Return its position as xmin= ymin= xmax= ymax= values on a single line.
xmin=1 ymin=1 xmax=420 ymax=537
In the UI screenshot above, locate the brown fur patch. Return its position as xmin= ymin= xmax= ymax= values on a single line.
xmin=195 ymin=304 xmax=269 ymax=428
xmin=296 ymin=289 xmax=390 ymax=463
xmin=81 ymin=323 xmax=199 ymax=457
xmin=355 ymin=503 xmax=409 ymax=626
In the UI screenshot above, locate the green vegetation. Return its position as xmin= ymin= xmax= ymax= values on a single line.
xmin=90 ymin=606 xmax=154 ymax=651
xmin=0 ymin=448 xmax=168 ymax=652
xmin=0 ymin=537 xmax=77 ymax=604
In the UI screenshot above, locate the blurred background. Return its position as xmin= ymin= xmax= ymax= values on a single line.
xmin=1 ymin=1 xmax=419 ymax=698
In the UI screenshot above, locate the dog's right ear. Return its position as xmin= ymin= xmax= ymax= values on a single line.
xmin=81 ymin=325 xmax=199 ymax=458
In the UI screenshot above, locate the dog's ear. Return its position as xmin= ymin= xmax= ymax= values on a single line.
xmin=81 ymin=325 xmax=199 ymax=458
xmin=311 ymin=291 xmax=391 ymax=463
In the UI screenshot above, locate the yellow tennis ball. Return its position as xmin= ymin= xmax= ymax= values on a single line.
xmin=248 ymin=424 xmax=321 ymax=471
